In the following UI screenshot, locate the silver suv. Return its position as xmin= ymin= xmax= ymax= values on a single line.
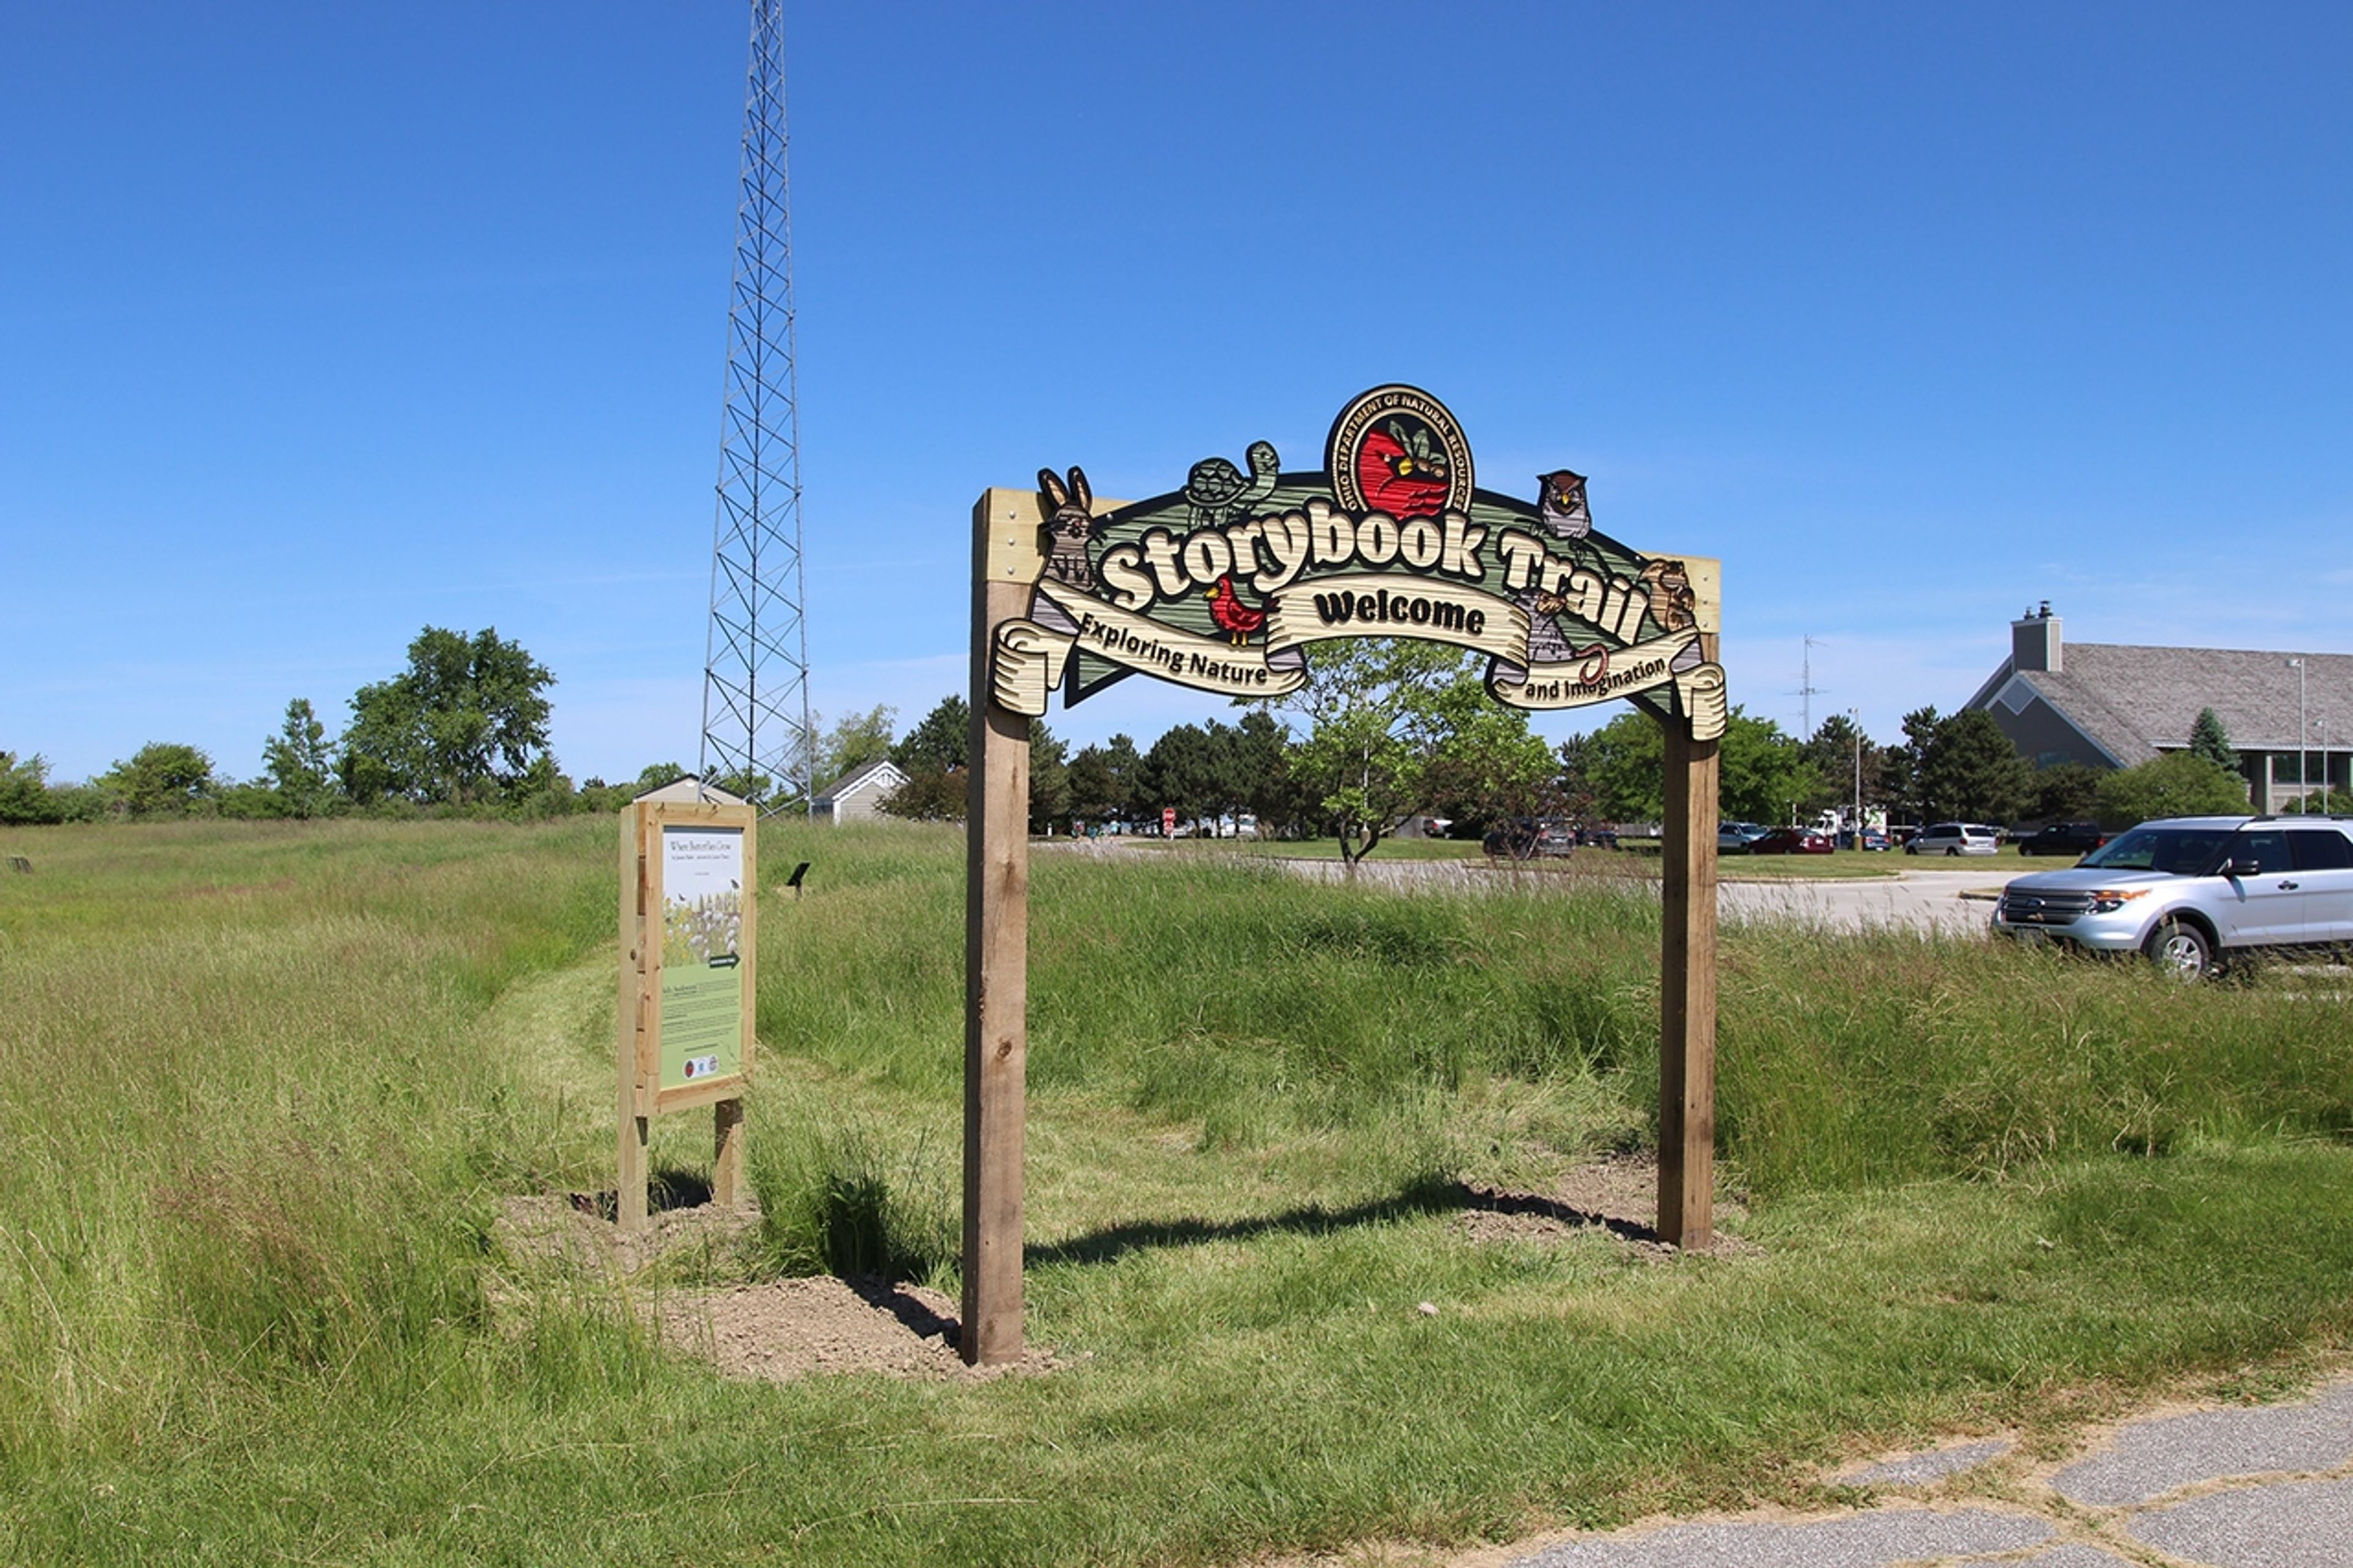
xmin=1992 ymin=816 xmax=2353 ymax=978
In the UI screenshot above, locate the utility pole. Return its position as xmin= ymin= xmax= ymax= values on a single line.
xmin=1851 ymin=706 xmax=1862 ymax=842
xmin=2288 ymin=657 xmax=2308 ymax=812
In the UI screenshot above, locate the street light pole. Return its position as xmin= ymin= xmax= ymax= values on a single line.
xmin=2288 ymin=658 xmax=2307 ymax=812
xmin=1851 ymin=708 xmax=1862 ymax=843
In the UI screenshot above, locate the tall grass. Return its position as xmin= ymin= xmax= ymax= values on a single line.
xmin=0 ymin=819 xmax=616 ymax=1464
xmin=755 ymin=824 xmax=2352 ymax=1204
xmin=4 ymin=817 xmax=2352 ymax=1565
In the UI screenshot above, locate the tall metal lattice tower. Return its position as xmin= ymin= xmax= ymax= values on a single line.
xmin=700 ymin=0 xmax=811 ymax=814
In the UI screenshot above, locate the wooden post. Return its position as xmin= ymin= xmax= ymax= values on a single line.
xmin=1658 ymin=724 xmax=1720 ymax=1249
xmin=963 ymin=489 xmax=1039 ymax=1365
xmin=617 ymin=806 xmax=651 ymax=1232
xmin=713 ymin=1096 xmax=745 ymax=1207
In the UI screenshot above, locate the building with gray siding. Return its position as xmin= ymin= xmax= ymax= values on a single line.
xmin=1965 ymin=606 xmax=2350 ymax=812
xmin=812 ymin=759 xmax=908 ymax=825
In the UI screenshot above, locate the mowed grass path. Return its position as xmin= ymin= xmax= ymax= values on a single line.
xmin=2 ymin=819 xmax=2351 ymax=1565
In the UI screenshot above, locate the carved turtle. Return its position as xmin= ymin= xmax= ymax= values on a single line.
xmin=1184 ymin=441 xmax=1279 ymax=528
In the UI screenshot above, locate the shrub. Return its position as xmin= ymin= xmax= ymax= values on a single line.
xmin=2095 ymin=751 xmax=2251 ymax=827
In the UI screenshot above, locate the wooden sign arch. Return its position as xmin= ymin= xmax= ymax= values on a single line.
xmin=961 ymin=387 xmax=1723 ymax=1365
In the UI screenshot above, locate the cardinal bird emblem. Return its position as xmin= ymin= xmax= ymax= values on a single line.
xmin=1205 ymin=574 xmax=1268 ymax=645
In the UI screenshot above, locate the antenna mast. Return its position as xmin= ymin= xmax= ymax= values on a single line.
xmin=1793 ymin=635 xmax=1827 ymax=738
xmin=700 ymin=0 xmax=813 ymax=814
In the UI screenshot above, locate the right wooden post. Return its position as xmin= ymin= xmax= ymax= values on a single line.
xmin=1658 ymin=724 xmax=1720 ymax=1249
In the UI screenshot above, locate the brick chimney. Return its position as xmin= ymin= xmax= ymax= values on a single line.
xmin=2012 ymin=601 xmax=2061 ymax=673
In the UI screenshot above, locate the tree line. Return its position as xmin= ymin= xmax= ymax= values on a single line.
xmin=6 ymin=626 xmax=2297 ymax=838
xmin=2 ymin=626 xmax=625 ymax=824
xmin=858 ymin=665 xmax=2276 ymax=853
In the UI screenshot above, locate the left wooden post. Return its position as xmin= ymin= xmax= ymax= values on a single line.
xmin=963 ymin=488 xmax=1040 ymax=1364
xmin=619 ymin=801 xmax=651 ymax=1231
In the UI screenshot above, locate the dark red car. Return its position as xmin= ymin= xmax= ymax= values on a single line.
xmin=1748 ymin=827 xmax=1835 ymax=855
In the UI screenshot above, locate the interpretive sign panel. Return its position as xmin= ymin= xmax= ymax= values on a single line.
xmin=657 ymin=824 xmax=746 ymax=1089
xmin=616 ymin=790 xmax=756 ymax=1231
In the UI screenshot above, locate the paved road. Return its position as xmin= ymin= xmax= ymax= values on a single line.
xmin=1716 ymin=866 xmax=1996 ymax=936
xmin=1242 ymin=852 xmax=2004 ymax=939
xmin=1493 ymin=1375 xmax=2353 ymax=1567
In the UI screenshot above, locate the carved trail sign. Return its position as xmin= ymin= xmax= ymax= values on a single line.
xmin=961 ymin=387 xmax=1725 ymax=1366
xmin=991 ymin=385 xmax=1726 ymax=740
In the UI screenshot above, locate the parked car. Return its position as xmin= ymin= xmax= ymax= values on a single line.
xmin=1483 ymin=817 xmax=1574 ymax=859
xmin=1859 ymin=828 xmax=1892 ymax=852
xmin=2017 ymin=820 xmax=2109 ymax=857
xmin=1718 ymin=822 xmax=1770 ymax=854
xmin=1748 ymin=827 xmax=1835 ymax=855
xmin=1905 ymin=822 xmax=1999 ymax=857
xmin=1992 ymin=814 xmax=2353 ymax=979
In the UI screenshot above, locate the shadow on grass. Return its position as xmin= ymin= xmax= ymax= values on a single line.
xmin=570 ymin=1166 xmax=715 ymax=1223
xmin=1025 ymin=1175 xmax=1662 ymax=1268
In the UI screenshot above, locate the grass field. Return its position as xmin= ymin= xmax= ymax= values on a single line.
xmin=3 ymin=818 xmax=2351 ymax=1565
xmin=1144 ymin=835 xmax=1915 ymax=879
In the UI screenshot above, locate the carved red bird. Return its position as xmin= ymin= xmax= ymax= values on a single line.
xmin=1205 ymin=574 xmax=1267 ymax=645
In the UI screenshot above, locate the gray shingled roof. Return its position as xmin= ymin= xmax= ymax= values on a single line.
xmin=815 ymin=757 xmax=907 ymax=800
xmin=1973 ymin=644 xmax=2353 ymax=762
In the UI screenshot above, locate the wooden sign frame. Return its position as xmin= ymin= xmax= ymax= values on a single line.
xmin=616 ymin=794 xmax=757 ymax=1231
xmin=960 ymin=388 xmax=1722 ymax=1365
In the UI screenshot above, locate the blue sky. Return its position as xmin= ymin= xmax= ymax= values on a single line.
xmin=4 ymin=2 xmax=2349 ymax=785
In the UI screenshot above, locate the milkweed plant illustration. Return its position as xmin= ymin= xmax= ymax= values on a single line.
xmin=662 ymin=889 xmax=742 ymax=966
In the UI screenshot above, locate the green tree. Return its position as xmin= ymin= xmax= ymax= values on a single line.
xmin=1583 ymin=710 xmax=1665 ymax=824
xmin=1029 ymin=722 xmax=1070 ymax=833
xmin=1797 ymin=713 xmax=1879 ymax=819
xmin=0 ymin=752 xmax=66 ymax=825
xmin=103 ymin=743 xmax=216 ymax=817
xmin=814 ymin=705 xmax=897 ymax=787
xmin=1421 ymin=675 xmax=1557 ymax=833
xmin=879 ymin=695 xmax=971 ymax=822
xmin=1718 ymin=710 xmax=1822 ymax=824
xmin=1570 ymin=705 xmax=1822 ymax=827
xmin=261 ymin=698 xmax=340 ymax=818
xmin=1915 ymin=709 xmax=2032 ymax=824
xmin=2028 ymin=761 xmax=2104 ymax=824
xmin=1066 ymin=733 xmax=1143 ymax=828
xmin=876 ymin=767 xmax=966 ymax=821
xmin=2094 ymin=751 xmax=2252 ymax=827
xmin=1065 ymin=744 xmax=1123 ymax=827
xmin=2188 ymin=707 xmax=2239 ymax=772
xmin=1260 ymin=640 xmax=1479 ymax=863
xmin=890 ymin=696 xmax=969 ymax=774
xmin=1553 ymin=733 xmax=1602 ymax=827
xmin=1137 ymin=722 xmax=1224 ymax=831
xmin=1229 ymin=710 xmax=1297 ymax=832
xmin=340 ymin=626 xmax=555 ymax=805
xmin=1877 ymin=706 xmax=1941 ymax=824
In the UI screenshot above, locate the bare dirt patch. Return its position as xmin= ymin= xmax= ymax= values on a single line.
xmin=659 ymin=1275 xmax=1061 ymax=1384
xmin=490 ymin=1192 xmax=1062 ymax=1383
xmin=1457 ymin=1154 xmax=1761 ymax=1259
xmin=491 ymin=1188 xmax=762 ymax=1280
